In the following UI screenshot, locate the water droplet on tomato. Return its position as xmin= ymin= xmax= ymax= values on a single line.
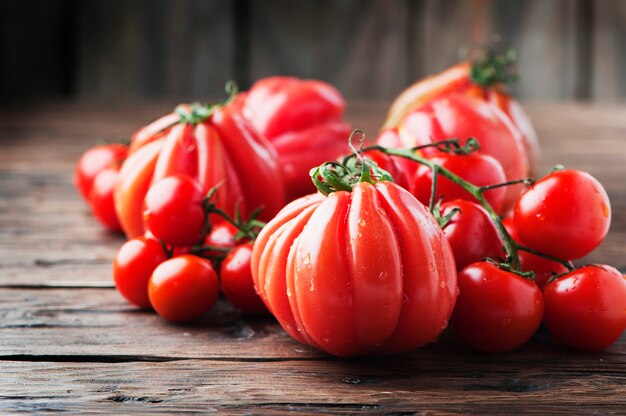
xmin=440 ymin=280 xmax=446 ymax=289
xmin=309 ymin=279 xmax=315 ymax=292
xmin=440 ymin=319 xmax=449 ymax=330
xmin=302 ymin=252 xmax=311 ymax=265
xmin=358 ymin=218 xmax=366 ymax=227
xmin=286 ymin=288 xmax=292 ymax=297
xmin=378 ymin=271 xmax=388 ymax=279
xmin=403 ymin=293 xmax=410 ymax=304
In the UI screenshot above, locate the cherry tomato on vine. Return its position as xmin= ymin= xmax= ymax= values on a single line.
xmin=543 ymin=265 xmax=626 ymax=352
xmin=89 ymin=167 xmax=122 ymax=232
xmin=75 ymin=143 xmax=128 ymax=201
xmin=362 ymin=149 xmax=412 ymax=191
xmin=148 ymin=255 xmax=219 ymax=323
xmin=502 ymin=218 xmax=568 ymax=289
xmin=144 ymin=175 xmax=207 ymax=247
xmin=202 ymin=221 xmax=240 ymax=260
xmin=452 ymin=262 xmax=544 ymax=353
xmin=411 ymin=152 xmax=507 ymax=214
xmin=514 ymin=169 xmax=611 ymax=260
xmin=113 ymin=236 xmax=168 ymax=308
xmin=221 ymin=243 xmax=268 ymax=314
xmin=440 ymin=200 xmax=504 ymax=271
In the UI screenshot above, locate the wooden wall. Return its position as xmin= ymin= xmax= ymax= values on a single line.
xmin=1 ymin=0 xmax=624 ymax=101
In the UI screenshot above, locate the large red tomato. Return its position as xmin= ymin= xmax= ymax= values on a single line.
xmin=382 ymin=58 xmax=539 ymax=172
xmin=243 ymin=77 xmax=352 ymax=200
xmin=251 ymin=182 xmax=458 ymax=357
xmin=115 ymin=102 xmax=286 ymax=238
xmin=379 ymin=57 xmax=535 ymax=210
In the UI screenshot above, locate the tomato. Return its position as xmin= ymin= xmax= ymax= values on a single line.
xmin=243 ymin=76 xmax=352 ymax=200
xmin=513 ymin=169 xmax=611 ymax=260
xmin=221 ymin=243 xmax=268 ymax=314
xmin=543 ymin=265 xmax=626 ymax=351
xmin=362 ymin=149 xmax=412 ymax=190
xmin=382 ymin=59 xmax=539 ymax=175
xmin=452 ymin=262 xmax=544 ymax=353
xmin=115 ymin=101 xmax=286 ymax=238
xmin=144 ymin=175 xmax=207 ymax=247
xmin=440 ymin=200 xmax=504 ymax=271
xmin=89 ymin=167 xmax=122 ymax=232
xmin=113 ymin=237 xmax=168 ymax=308
xmin=502 ymin=218 xmax=568 ymax=289
xmin=251 ymin=183 xmax=458 ymax=357
xmin=410 ymin=152 xmax=507 ymax=213
xmin=148 ymin=255 xmax=219 ymax=323
xmin=75 ymin=143 xmax=127 ymax=201
xmin=202 ymin=221 xmax=240 ymax=259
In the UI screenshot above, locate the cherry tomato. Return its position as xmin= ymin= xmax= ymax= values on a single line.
xmin=89 ymin=167 xmax=122 ymax=232
xmin=452 ymin=262 xmax=544 ymax=353
xmin=221 ymin=243 xmax=268 ymax=314
xmin=75 ymin=143 xmax=127 ymax=201
xmin=514 ymin=169 xmax=611 ymax=260
xmin=411 ymin=152 xmax=507 ymax=213
xmin=202 ymin=222 xmax=240 ymax=259
xmin=252 ymin=183 xmax=458 ymax=357
xmin=362 ymin=149 xmax=412 ymax=191
xmin=502 ymin=218 xmax=568 ymax=289
xmin=148 ymin=255 xmax=219 ymax=323
xmin=543 ymin=265 xmax=626 ymax=352
xmin=440 ymin=200 xmax=504 ymax=271
xmin=113 ymin=237 xmax=168 ymax=308
xmin=144 ymin=175 xmax=207 ymax=247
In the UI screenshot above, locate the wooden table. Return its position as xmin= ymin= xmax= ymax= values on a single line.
xmin=1 ymin=102 xmax=625 ymax=414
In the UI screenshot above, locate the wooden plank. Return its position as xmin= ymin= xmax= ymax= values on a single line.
xmin=248 ymin=0 xmax=409 ymax=100
xmin=591 ymin=0 xmax=626 ymax=101
xmin=0 ymin=356 xmax=625 ymax=414
xmin=75 ymin=0 xmax=235 ymax=99
xmin=0 ymin=287 xmax=623 ymax=360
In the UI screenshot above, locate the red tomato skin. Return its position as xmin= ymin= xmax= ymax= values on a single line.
xmin=252 ymin=183 xmax=458 ymax=357
xmin=202 ymin=222 xmax=239 ymax=260
xmin=514 ymin=169 xmax=611 ymax=260
xmin=89 ymin=167 xmax=123 ymax=232
xmin=363 ymin=149 xmax=412 ymax=191
xmin=502 ymin=218 xmax=568 ymax=289
xmin=411 ymin=153 xmax=507 ymax=213
xmin=115 ymin=103 xmax=285 ymax=238
xmin=113 ymin=237 xmax=168 ymax=308
xmin=244 ymin=77 xmax=351 ymax=201
xmin=148 ymin=255 xmax=219 ymax=323
xmin=75 ymin=144 xmax=128 ymax=201
xmin=452 ymin=262 xmax=544 ymax=353
xmin=382 ymin=93 xmax=529 ymax=211
xmin=221 ymin=243 xmax=268 ymax=314
xmin=144 ymin=175 xmax=206 ymax=247
xmin=440 ymin=200 xmax=504 ymax=271
xmin=543 ymin=265 xmax=626 ymax=352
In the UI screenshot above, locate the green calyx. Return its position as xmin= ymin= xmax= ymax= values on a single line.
xmin=470 ymin=48 xmax=518 ymax=88
xmin=175 ymin=80 xmax=239 ymax=125
xmin=310 ymin=130 xmax=394 ymax=196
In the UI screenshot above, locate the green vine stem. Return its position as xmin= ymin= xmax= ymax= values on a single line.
xmin=470 ymin=47 xmax=518 ymax=88
xmin=176 ymin=80 xmax=239 ymax=125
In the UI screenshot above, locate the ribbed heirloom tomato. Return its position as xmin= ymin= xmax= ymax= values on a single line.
xmin=379 ymin=51 xmax=534 ymax=210
xmin=115 ymin=91 xmax=286 ymax=238
xmin=251 ymin=165 xmax=458 ymax=357
xmin=242 ymin=76 xmax=352 ymax=200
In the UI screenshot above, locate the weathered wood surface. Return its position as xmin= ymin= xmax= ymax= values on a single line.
xmin=0 ymin=102 xmax=625 ymax=413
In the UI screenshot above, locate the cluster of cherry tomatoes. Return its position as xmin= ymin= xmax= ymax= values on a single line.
xmin=75 ymin=49 xmax=626 ymax=357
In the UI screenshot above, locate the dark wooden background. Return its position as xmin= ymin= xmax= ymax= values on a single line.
xmin=1 ymin=0 xmax=625 ymax=102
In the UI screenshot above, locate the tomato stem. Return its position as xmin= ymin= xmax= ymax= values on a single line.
xmin=517 ymin=245 xmax=576 ymax=272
